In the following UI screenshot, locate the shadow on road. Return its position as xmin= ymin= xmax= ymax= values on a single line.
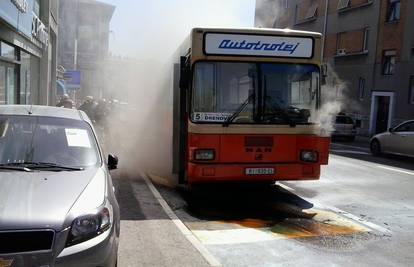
xmin=113 ymin=172 xmax=169 ymax=221
xmin=330 ymin=148 xmax=414 ymax=171
xmin=177 ymin=184 xmax=315 ymax=224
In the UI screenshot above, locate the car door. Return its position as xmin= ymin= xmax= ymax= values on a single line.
xmin=390 ymin=121 xmax=414 ymax=156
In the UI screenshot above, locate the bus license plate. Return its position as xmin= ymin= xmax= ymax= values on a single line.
xmin=245 ymin=168 xmax=275 ymax=175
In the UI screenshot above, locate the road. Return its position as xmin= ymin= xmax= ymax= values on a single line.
xmin=114 ymin=141 xmax=414 ymax=266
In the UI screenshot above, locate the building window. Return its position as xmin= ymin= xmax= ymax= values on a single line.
xmin=363 ymin=28 xmax=369 ymax=52
xmin=337 ymin=0 xmax=350 ymax=10
xmin=336 ymin=29 xmax=369 ymax=55
xmin=304 ymin=2 xmax=318 ymax=20
xmin=386 ymin=0 xmax=400 ymax=22
xmin=410 ymin=76 xmax=414 ymax=104
xmin=358 ymin=77 xmax=365 ymax=100
xmin=295 ymin=0 xmax=318 ymax=24
xmin=382 ymin=50 xmax=396 ymax=75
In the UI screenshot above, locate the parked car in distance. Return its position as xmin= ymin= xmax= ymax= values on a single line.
xmin=0 ymin=105 xmax=120 ymax=267
xmin=370 ymin=120 xmax=414 ymax=158
xmin=332 ymin=114 xmax=357 ymax=141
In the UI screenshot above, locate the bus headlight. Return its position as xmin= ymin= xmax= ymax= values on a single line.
xmin=300 ymin=150 xmax=318 ymax=163
xmin=194 ymin=149 xmax=215 ymax=161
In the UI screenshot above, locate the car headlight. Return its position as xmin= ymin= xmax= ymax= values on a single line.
xmin=194 ymin=149 xmax=215 ymax=161
xmin=300 ymin=150 xmax=318 ymax=163
xmin=66 ymin=206 xmax=112 ymax=247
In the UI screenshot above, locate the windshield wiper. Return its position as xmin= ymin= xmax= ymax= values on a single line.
xmin=0 ymin=162 xmax=83 ymax=171
xmin=263 ymin=110 xmax=297 ymax=127
xmin=0 ymin=164 xmax=32 ymax=172
xmin=223 ymin=93 xmax=254 ymax=127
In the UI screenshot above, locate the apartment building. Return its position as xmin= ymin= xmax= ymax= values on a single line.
xmin=255 ymin=0 xmax=414 ymax=135
xmin=58 ymin=0 xmax=115 ymax=101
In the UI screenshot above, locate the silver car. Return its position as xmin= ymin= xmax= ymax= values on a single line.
xmin=370 ymin=120 xmax=414 ymax=158
xmin=332 ymin=115 xmax=357 ymax=141
xmin=0 ymin=105 xmax=120 ymax=267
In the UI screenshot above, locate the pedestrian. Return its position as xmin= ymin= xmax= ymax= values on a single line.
xmin=56 ymin=94 xmax=75 ymax=109
xmin=79 ymin=96 xmax=98 ymax=121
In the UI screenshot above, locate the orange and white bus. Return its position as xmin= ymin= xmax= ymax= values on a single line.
xmin=173 ymin=27 xmax=330 ymax=186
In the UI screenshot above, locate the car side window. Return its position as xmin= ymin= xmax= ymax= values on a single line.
xmin=394 ymin=122 xmax=414 ymax=132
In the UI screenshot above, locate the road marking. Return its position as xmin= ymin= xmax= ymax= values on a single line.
xmin=280 ymin=183 xmax=392 ymax=234
xmin=331 ymin=143 xmax=370 ymax=152
xmin=330 ymin=149 xmax=370 ymax=155
xmin=140 ymin=172 xmax=221 ymax=267
xmin=376 ymin=165 xmax=414 ymax=176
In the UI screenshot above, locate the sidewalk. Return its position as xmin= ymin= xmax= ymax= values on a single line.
xmin=113 ymin=173 xmax=211 ymax=267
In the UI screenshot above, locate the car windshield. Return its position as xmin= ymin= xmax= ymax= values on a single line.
xmin=192 ymin=62 xmax=319 ymax=124
xmin=0 ymin=115 xmax=101 ymax=169
xmin=336 ymin=116 xmax=354 ymax=124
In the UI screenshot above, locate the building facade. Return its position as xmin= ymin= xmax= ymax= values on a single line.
xmin=58 ymin=0 xmax=115 ymax=103
xmin=0 ymin=0 xmax=59 ymax=106
xmin=255 ymin=0 xmax=414 ymax=135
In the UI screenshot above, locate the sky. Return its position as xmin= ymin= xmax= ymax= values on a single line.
xmin=98 ymin=0 xmax=256 ymax=57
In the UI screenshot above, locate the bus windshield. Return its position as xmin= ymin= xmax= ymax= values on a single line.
xmin=192 ymin=62 xmax=319 ymax=125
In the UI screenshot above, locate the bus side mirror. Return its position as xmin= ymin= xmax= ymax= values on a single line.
xmin=179 ymin=56 xmax=190 ymax=89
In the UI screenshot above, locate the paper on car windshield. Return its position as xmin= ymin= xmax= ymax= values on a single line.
xmin=193 ymin=112 xmax=231 ymax=122
xmin=65 ymin=128 xmax=91 ymax=148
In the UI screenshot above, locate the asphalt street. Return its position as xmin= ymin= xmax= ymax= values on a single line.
xmin=114 ymin=141 xmax=414 ymax=266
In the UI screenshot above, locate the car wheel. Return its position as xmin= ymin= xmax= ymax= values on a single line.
xmin=370 ymin=139 xmax=382 ymax=156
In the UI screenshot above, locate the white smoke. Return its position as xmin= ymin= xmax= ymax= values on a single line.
xmin=255 ymin=0 xmax=284 ymax=28
xmin=99 ymin=0 xmax=255 ymax=182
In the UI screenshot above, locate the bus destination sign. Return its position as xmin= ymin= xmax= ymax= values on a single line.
xmin=204 ymin=33 xmax=314 ymax=58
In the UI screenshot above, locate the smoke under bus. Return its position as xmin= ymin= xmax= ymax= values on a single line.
xmin=173 ymin=27 xmax=330 ymax=187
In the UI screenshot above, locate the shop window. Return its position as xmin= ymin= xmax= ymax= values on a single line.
xmin=0 ymin=66 xmax=5 ymax=104
xmin=0 ymin=42 xmax=16 ymax=60
xmin=33 ymin=0 xmax=40 ymax=18
xmin=409 ymin=76 xmax=414 ymax=104
xmin=386 ymin=0 xmax=400 ymax=22
xmin=20 ymin=51 xmax=31 ymax=104
xmin=358 ymin=77 xmax=365 ymax=100
xmin=382 ymin=50 xmax=396 ymax=75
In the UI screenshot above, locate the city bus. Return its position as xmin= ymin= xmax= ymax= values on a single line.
xmin=173 ymin=27 xmax=330 ymax=186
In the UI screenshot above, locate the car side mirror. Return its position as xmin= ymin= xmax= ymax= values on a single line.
xmin=108 ymin=154 xmax=118 ymax=170
xmin=389 ymin=127 xmax=394 ymax=133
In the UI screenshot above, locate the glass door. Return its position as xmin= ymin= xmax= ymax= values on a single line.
xmin=0 ymin=61 xmax=17 ymax=104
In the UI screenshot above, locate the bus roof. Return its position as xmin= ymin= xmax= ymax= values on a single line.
xmin=192 ymin=27 xmax=322 ymax=38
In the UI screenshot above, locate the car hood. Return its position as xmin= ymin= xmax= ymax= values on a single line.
xmin=0 ymin=167 xmax=104 ymax=231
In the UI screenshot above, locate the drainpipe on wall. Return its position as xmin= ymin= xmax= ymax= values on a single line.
xmin=321 ymin=0 xmax=329 ymax=62
xmin=369 ymin=0 xmax=383 ymax=136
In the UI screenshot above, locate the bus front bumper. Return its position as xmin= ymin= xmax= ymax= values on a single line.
xmin=187 ymin=162 xmax=321 ymax=184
